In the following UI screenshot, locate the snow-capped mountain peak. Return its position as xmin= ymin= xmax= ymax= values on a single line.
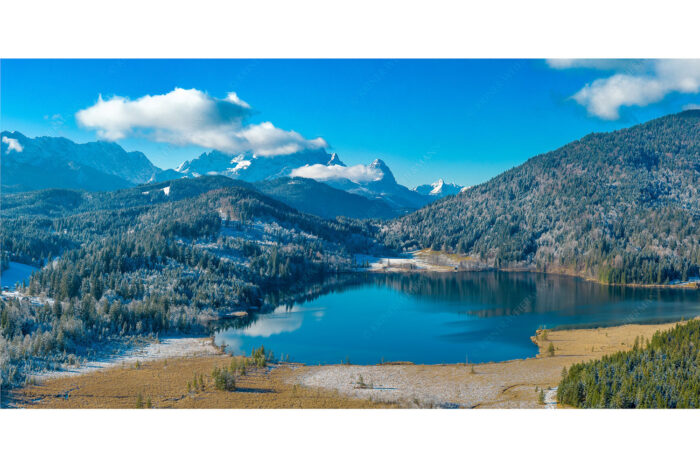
xmin=413 ymin=178 xmax=464 ymax=198
xmin=430 ymin=178 xmax=446 ymax=195
xmin=367 ymin=159 xmax=397 ymax=185
xmin=327 ymin=153 xmax=345 ymax=166
xmin=174 ymin=148 xmax=336 ymax=183
xmin=369 ymin=158 xmax=388 ymax=169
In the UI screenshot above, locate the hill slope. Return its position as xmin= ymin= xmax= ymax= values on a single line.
xmin=254 ymin=177 xmax=398 ymax=219
xmin=1 ymin=131 xmax=161 ymax=192
xmin=383 ymin=110 xmax=700 ymax=284
xmin=0 ymin=175 xmax=387 ymax=387
xmin=2 ymin=156 xmax=137 ymax=193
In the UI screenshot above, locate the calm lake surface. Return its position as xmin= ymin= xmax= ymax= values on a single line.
xmin=214 ymin=272 xmax=700 ymax=365
xmin=0 ymin=261 xmax=38 ymax=290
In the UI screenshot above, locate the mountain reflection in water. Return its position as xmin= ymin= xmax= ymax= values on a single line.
xmin=215 ymin=272 xmax=700 ymax=365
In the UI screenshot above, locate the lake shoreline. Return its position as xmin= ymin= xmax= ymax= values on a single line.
xmin=218 ymin=267 xmax=700 ymax=366
xmin=292 ymin=320 xmax=688 ymax=408
xmin=10 ymin=319 xmax=687 ymax=408
xmin=356 ymin=249 xmax=700 ymax=290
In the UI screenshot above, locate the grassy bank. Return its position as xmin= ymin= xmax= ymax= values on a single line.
xmin=12 ymin=355 xmax=392 ymax=409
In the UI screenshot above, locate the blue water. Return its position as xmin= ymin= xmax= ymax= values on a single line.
xmin=0 ymin=261 xmax=38 ymax=290
xmin=215 ymin=272 xmax=700 ymax=365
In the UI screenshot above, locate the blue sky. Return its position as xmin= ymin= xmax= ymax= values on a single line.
xmin=2 ymin=59 xmax=699 ymax=187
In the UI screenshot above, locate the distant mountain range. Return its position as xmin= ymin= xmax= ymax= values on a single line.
xmin=174 ymin=150 xmax=433 ymax=211
xmin=2 ymin=131 xmax=461 ymax=218
xmin=1 ymin=131 xmax=160 ymax=192
xmin=413 ymin=178 xmax=466 ymax=198
xmin=176 ymin=148 xmax=333 ymax=181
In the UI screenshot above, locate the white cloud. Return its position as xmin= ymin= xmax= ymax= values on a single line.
xmin=76 ymin=88 xmax=327 ymax=156
xmin=222 ymin=91 xmax=250 ymax=108
xmin=572 ymin=74 xmax=669 ymax=120
xmin=552 ymin=59 xmax=700 ymax=120
xmin=291 ymin=163 xmax=382 ymax=183
xmin=2 ymin=136 xmax=23 ymax=154
xmin=232 ymin=305 xmax=310 ymax=338
xmin=683 ymin=103 xmax=700 ymax=110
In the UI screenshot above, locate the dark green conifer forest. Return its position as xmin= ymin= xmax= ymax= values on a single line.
xmin=559 ymin=320 xmax=700 ymax=408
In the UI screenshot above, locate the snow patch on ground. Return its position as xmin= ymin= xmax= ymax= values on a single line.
xmin=354 ymin=253 xmax=425 ymax=271
xmin=30 ymin=337 xmax=219 ymax=382
xmin=0 ymin=290 xmax=55 ymax=306
xmin=162 ymin=186 xmax=171 ymax=196
xmin=669 ymin=277 xmax=700 ymax=286
xmin=295 ymin=365 xmax=483 ymax=408
xmin=354 ymin=251 xmax=467 ymax=272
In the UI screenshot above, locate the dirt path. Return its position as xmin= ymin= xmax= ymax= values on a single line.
xmin=544 ymin=387 xmax=558 ymax=409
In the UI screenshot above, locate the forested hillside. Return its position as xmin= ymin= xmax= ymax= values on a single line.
xmin=382 ymin=110 xmax=700 ymax=284
xmin=0 ymin=176 xmax=385 ymax=387
xmin=255 ymin=177 xmax=398 ymax=219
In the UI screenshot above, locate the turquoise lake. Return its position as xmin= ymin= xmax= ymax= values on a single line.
xmin=214 ymin=272 xmax=700 ymax=365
